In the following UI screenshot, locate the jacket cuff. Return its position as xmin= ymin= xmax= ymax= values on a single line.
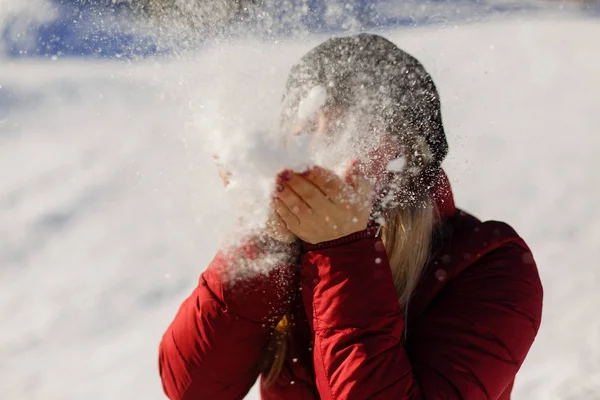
xmin=302 ymin=225 xmax=379 ymax=251
xmin=204 ymin=235 xmax=299 ymax=325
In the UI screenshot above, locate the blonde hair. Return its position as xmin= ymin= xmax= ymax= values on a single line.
xmin=262 ymin=201 xmax=437 ymax=386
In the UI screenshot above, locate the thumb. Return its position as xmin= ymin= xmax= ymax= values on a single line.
xmin=344 ymin=160 xmax=361 ymax=187
xmin=344 ymin=160 xmax=373 ymax=204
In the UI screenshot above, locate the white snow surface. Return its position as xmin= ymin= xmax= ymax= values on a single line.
xmin=1 ymin=16 xmax=600 ymax=399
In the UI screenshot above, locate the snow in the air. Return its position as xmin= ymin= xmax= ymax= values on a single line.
xmin=297 ymin=86 xmax=328 ymax=123
xmin=386 ymin=156 xmax=406 ymax=173
xmin=1 ymin=0 xmax=599 ymax=399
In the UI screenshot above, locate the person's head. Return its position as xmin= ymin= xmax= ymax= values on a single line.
xmin=281 ymin=33 xmax=448 ymax=213
xmin=263 ymin=33 xmax=447 ymax=386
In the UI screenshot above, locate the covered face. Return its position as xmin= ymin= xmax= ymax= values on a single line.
xmin=281 ymin=33 xmax=448 ymax=213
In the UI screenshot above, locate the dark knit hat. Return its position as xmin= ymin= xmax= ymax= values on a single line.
xmin=282 ymin=33 xmax=448 ymax=209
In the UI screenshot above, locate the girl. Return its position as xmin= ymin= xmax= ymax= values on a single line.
xmin=159 ymin=33 xmax=543 ymax=400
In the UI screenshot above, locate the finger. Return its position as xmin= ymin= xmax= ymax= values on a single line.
xmin=301 ymin=166 xmax=348 ymax=204
xmin=273 ymin=198 xmax=300 ymax=229
xmin=275 ymin=181 xmax=313 ymax=217
xmin=343 ymin=160 xmax=362 ymax=189
xmin=352 ymin=175 xmax=374 ymax=208
xmin=284 ymin=173 xmax=332 ymax=211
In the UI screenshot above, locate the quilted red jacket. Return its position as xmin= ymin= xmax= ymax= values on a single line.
xmin=158 ymin=176 xmax=543 ymax=399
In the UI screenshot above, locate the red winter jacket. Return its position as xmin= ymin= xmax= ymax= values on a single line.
xmin=158 ymin=175 xmax=543 ymax=399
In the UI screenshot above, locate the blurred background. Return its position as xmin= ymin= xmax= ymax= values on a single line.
xmin=1 ymin=0 xmax=599 ymax=399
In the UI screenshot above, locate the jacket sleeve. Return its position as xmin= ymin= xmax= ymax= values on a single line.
xmin=300 ymin=233 xmax=543 ymax=400
xmin=159 ymin=237 xmax=298 ymax=400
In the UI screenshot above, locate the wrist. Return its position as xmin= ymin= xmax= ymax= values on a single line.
xmin=256 ymin=232 xmax=301 ymax=255
xmin=302 ymin=224 xmax=379 ymax=251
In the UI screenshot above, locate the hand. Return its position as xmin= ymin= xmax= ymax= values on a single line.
xmin=264 ymin=204 xmax=298 ymax=244
xmin=273 ymin=166 xmax=373 ymax=244
xmin=213 ymin=154 xmax=297 ymax=244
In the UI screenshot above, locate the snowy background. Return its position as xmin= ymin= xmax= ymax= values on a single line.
xmin=1 ymin=1 xmax=599 ymax=399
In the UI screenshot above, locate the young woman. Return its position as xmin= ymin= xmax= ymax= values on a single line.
xmin=159 ymin=34 xmax=543 ymax=400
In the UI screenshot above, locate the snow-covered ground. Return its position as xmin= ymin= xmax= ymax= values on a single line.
xmin=1 ymin=14 xmax=599 ymax=400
